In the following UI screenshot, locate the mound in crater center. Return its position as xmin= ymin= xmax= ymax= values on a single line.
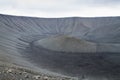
xmin=34 ymin=36 xmax=97 ymax=53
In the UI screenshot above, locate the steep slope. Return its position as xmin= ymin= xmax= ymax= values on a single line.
xmin=85 ymin=23 xmax=120 ymax=43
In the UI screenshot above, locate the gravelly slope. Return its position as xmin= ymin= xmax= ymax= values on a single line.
xmin=0 ymin=14 xmax=120 ymax=79
xmin=0 ymin=62 xmax=73 ymax=80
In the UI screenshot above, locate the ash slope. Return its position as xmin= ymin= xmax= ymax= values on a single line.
xmin=0 ymin=14 xmax=120 ymax=79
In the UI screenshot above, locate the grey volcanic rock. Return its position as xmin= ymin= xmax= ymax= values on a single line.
xmin=0 ymin=14 xmax=120 ymax=79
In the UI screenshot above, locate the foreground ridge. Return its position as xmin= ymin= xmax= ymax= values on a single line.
xmin=0 ymin=62 xmax=75 ymax=80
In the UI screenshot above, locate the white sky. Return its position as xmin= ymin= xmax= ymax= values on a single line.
xmin=0 ymin=0 xmax=120 ymax=17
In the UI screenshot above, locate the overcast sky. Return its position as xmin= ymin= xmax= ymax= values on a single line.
xmin=0 ymin=0 xmax=120 ymax=17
